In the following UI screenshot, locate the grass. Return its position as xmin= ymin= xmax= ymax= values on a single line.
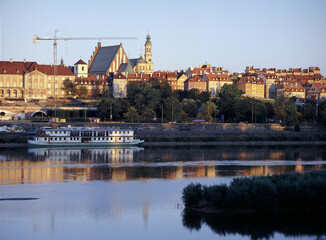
xmin=182 ymin=170 xmax=326 ymax=212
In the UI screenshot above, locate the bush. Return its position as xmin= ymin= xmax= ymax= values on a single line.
xmin=182 ymin=183 xmax=203 ymax=208
xmin=182 ymin=170 xmax=326 ymax=211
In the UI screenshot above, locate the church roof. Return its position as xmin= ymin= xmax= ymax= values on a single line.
xmin=88 ymin=45 xmax=120 ymax=74
xmin=137 ymin=56 xmax=146 ymax=64
xmin=117 ymin=61 xmax=135 ymax=74
xmin=75 ymin=59 xmax=87 ymax=65
xmin=129 ymin=58 xmax=138 ymax=68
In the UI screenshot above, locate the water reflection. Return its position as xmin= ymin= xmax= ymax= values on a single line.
xmin=0 ymin=146 xmax=325 ymax=185
xmin=182 ymin=209 xmax=326 ymax=240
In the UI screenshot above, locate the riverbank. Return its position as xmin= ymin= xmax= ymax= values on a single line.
xmin=1 ymin=141 xmax=326 ymax=148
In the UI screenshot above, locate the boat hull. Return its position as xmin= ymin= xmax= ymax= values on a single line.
xmin=28 ymin=139 xmax=144 ymax=148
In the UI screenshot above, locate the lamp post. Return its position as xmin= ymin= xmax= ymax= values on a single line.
xmin=110 ymin=102 xmax=113 ymax=121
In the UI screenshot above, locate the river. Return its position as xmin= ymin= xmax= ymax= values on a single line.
xmin=0 ymin=145 xmax=326 ymax=240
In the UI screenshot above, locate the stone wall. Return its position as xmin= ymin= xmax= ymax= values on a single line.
xmin=0 ymin=122 xmax=325 ymax=133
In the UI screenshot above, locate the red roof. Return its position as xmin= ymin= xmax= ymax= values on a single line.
xmin=0 ymin=61 xmax=74 ymax=76
xmin=205 ymin=73 xmax=232 ymax=82
xmin=191 ymin=67 xmax=211 ymax=75
xmin=75 ymin=59 xmax=87 ymax=65
xmin=35 ymin=64 xmax=75 ymax=76
xmin=314 ymin=83 xmax=326 ymax=93
xmin=167 ymin=72 xmax=178 ymax=79
xmin=240 ymin=76 xmax=264 ymax=84
xmin=0 ymin=61 xmax=34 ymax=74
xmin=279 ymin=83 xmax=305 ymax=92
xmin=186 ymin=75 xmax=206 ymax=83
xmin=113 ymin=72 xmax=127 ymax=79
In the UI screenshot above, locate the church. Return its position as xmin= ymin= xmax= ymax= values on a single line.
xmin=87 ymin=34 xmax=153 ymax=75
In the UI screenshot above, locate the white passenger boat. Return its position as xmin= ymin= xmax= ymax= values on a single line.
xmin=28 ymin=128 xmax=144 ymax=147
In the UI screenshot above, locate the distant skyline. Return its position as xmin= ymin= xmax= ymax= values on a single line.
xmin=1 ymin=0 xmax=326 ymax=74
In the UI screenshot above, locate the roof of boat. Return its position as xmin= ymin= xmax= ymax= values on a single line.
xmin=41 ymin=128 xmax=133 ymax=132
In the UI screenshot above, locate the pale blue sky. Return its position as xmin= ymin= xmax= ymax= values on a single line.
xmin=1 ymin=0 xmax=325 ymax=74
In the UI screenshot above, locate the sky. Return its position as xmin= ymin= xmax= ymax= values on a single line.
xmin=0 ymin=0 xmax=326 ymax=74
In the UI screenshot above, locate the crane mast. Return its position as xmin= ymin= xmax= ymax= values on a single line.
xmin=33 ymin=30 xmax=137 ymax=122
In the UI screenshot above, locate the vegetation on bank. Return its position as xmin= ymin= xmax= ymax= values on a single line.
xmin=182 ymin=170 xmax=326 ymax=212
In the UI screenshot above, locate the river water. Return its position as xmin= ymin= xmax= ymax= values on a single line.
xmin=0 ymin=145 xmax=326 ymax=240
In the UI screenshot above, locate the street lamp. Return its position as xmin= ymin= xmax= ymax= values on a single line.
xmin=161 ymin=104 xmax=164 ymax=124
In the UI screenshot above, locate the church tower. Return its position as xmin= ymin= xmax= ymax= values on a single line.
xmin=144 ymin=34 xmax=152 ymax=63
xmin=132 ymin=34 xmax=153 ymax=74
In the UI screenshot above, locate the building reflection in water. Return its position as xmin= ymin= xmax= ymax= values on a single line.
xmin=0 ymin=146 xmax=325 ymax=185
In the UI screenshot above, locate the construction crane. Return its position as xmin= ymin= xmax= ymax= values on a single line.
xmin=33 ymin=30 xmax=137 ymax=122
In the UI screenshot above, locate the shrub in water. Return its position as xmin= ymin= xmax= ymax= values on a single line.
xmin=182 ymin=170 xmax=326 ymax=211
xmin=182 ymin=183 xmax=203 ymax=208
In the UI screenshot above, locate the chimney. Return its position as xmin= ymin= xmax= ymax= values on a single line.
xmin=10 ymin=58 xmax=12 ymax=63
xmin=97 ymin=42 xmax=101 ymax=48
xmin=24 ymin=59 xmax=26 ymax=63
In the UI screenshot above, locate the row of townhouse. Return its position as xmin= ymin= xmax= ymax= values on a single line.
xmin=0 ymin=60 xmax=75 ymax=100
xmin=239 ymin=66 xmax=326 ymax=102
xmin=111 ymin=68 xmax=233 ymax=98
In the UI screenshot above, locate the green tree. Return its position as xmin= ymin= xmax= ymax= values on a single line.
xmin=198 ymin=101 xmax=218 ymax=122
xmin=142 ymin=108 xmax=155 ymax=122
xmin=124 ymin=106 xmax=140 ymax=123
xmin=144 ymin=88 xmax=161 ymax=109
xmin=182 ymin=99 xmax=198 ymax=118
xmin=91 ymin=85 xmax=101 ymax=99
xmin=274 ymin=95 xmax=287 ymax=121
xmin=134 ymin=93 xmax=145 ymax=114
xmin=61 ymin=79 xmax=77 ymax=97
xmin=265 ymin=102 xmax=275 ymax=119
xmin=98 ymin=99 xmax=114 ymax=121
xmin=218 ymin=84 xmax=243 ymax=122
xmin=301 ymin=102 xmax=316 ymax=123
xmin=76 ymin=86 xmax=88 ymax=98
xmin=318 ymin=100 xmax=326 ymax=124
xmin=283 ymin=102 xmax=299 ymax=126
xmin=198 ymin=91 xmax=210 ymax=103
xmin=165 ymin=97 xmax=182 ymax=122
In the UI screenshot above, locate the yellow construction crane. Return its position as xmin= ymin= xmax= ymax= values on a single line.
xmin=33 ymin=30 xmax=137 ymax=122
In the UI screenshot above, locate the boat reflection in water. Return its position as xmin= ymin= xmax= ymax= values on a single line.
xmin=27 ymin=147 xmax=143 ymax=163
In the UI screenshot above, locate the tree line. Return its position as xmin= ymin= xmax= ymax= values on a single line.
xmin=96 ymin=78 xmax=326 ymax=125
